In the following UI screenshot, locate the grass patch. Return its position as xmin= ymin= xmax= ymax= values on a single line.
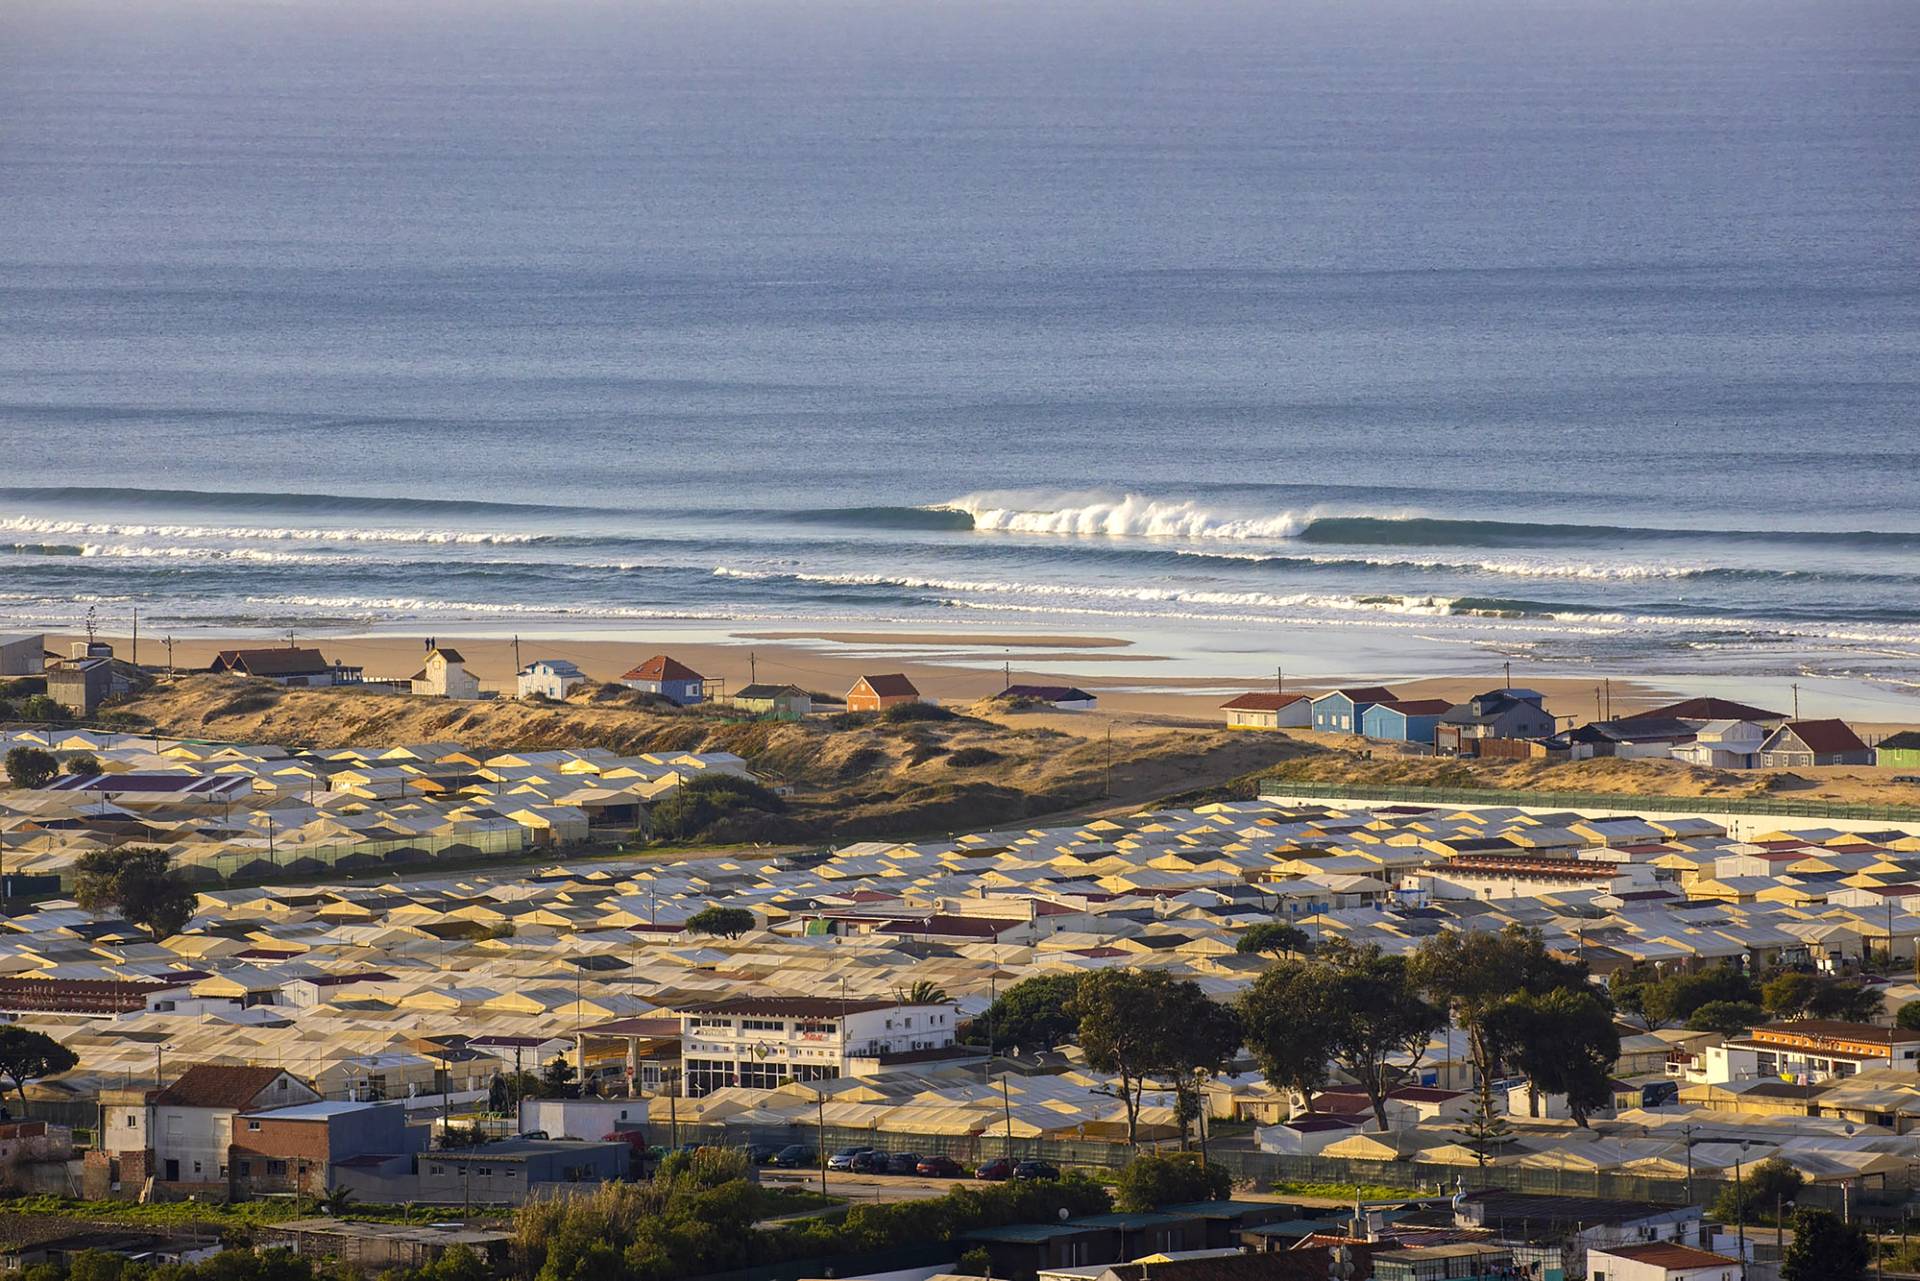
xmin=0 ymin=1194 xmax=432 ymax=1227
xmin=1271 ymin=1179 xmax=1418 ymax=1201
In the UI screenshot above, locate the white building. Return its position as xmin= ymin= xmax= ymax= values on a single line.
xmin=411 ymin=646 xmax=481 ymax=700
xmin=102 ymin=1065 xmax=318 ymax=1188
xmin=517 ymin=659 xmax=586 ymax=702
xmin=1697 ymin=1020 xmax=1920 ymax=1085
xmin=0 ymin=633 xmax=46 ymax=676
xmin=1672 ymin=720 xmax=1768 ymax=770
xmin=1590 ymin=1242 xmax=1742 ymax=1281
xmin=673 ymin=996 xmax=961 ymax=1096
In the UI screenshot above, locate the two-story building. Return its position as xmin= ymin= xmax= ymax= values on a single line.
xmin=411 ymin=645 xmax=481 ymax=700
xmin=673 ymin=995 xmax=960 ymax=1096
xmin=96 ymin=1065 xmax=319 ymax=1195
xmin=231 ymin=1100 xmax=420 ymax=1197
xmin=1698 ymin=1020 xmax=1920 ymax=1085
xmin=516 ymin=659 xmax=586 ymax=702
xmin=1309 ymin=686 xmax=1398 ymax=735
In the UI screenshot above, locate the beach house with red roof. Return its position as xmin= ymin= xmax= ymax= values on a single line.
xmin=619 ymin=654 xmax=707 ymax=705
xmin=847 ymin=673 xmax=920 ymax=712
xmin=1758 ymin=719 xmax=1872 ymax=768
xmin=1220 ymin=692 xmax=1310 ymax=730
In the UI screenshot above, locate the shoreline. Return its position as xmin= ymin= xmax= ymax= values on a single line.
xmin=44 ymin=618 xmax=1918 ymax=730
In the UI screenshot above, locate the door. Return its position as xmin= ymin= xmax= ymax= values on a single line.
xmin=164 ymin=1159 xmax=180 ymax=1181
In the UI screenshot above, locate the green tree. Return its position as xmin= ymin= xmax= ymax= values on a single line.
xmin=62 ymin=752 xmax=102 ymax=778
xmin=0 ymin=1025 xmax=78 ymax=1107
xmin=1782 ymin=1208 xmax=1870 ymax=1281
xmin=1688 ymin=1000 xmax=1768 ymax=1037
xmin=647 ymin=773 xmax=787 ymax=843
xmin=1495 ymin=986 xmax=1620 ymax=1126
xmin=1113 ymin=1152 xmax=1231 ymax=1211
xmin=1454 ymin=1085 xmax=1515 ymax=1169
xmin=1236 ymin=923 xmax=1312 ymax=959
xmin=1896 ymin=1000 xmax=1920 ymax=1031
xmin=977 ymin=972 xmax=1082 ymax=1052
xmin=1411 ymin=926 xmax=1589 ymax=1137
xmin=539 ymin=1055 xmax=579 ymax=1099
xmin=1641 ymin=963 xmax=1760 ymax=1027
xmin=1239 ymin=960 xmax=1335 ymax=1111
xmin=1763 ymin=972 xmax=1883 ymax=1023
xmin=4 ymin=746 xmax=58 ymax=789
xmin=1068 ymin=970 xmax=1239 ymax=1145
xmin=1305 ymin=940 xmax=1445 ymax=1131
xmin=18 ymin=695 xmax=65 ymax=724
xmin=685 ymin=906 xmax=756 ymax=939
xmin=71 ymin=846 xmax=198 ymax=941
xmin=1712 ymin=1157 xmax=1804 ymax=1224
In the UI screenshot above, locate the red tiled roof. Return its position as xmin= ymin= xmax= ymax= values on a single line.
xmin=1596 ymin=1243 xmax=1742 ymax=1270
xmin=1628 ymin=697 xmax=1783 ymax=723
xmin=1376 ymin=699 xmax=1453 ymax=716
xmin=154 ymin=1065 xmax=294 ymax=1110
xmin=854 ymin=673 xmax=919 ymax=697
xmin=622 ymin=654 xmax=704 ymax=683
xmin=1221 ymin=692 xmax=1307 ymax=711
xmin=1777 ymin=718 xmax=1868 ymax=754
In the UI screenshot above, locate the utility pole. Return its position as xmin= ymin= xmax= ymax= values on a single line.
xmin=1595 ymin=686 xmax=1603 ymax=722
xmin=164 ymin=635 xmax=174 ymax=678
xmin=749 ymin=651 xmax=757 ymax=685
xmin=1003 ymin=658 xmax=1011 ymax=691
xmin=1104 ymin=722 xmax=1113 ymax=797
xmin=1503 ymin=660 xmax=1511 ymax=690
xmin=1793 ymin=683 xmax=1801 ymax=720
xmin=1604 ymin=678 xmax=1612 ymax=720
xmin=512 ymin=635 xmax=521 ymax=674
xmin=131 ymin=607 xmax=138 ymax=668
xmin=287 ymin=628 xmax=296 ymax=650
xmin=1276 ymin=666 xmax=1284 ymax=694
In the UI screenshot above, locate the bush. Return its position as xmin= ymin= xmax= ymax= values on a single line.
xmin=883 ymin=701 xmax=954 ymax=724
xmin=18 ymin=695 xmax=65 ymax=724
xmin=63 ymin=752 xmax=101 ymax=778
xmin=947 ymin=747 xmax=1002 ymax=769
xmin=1713 ymin=1157 xmax=1805 ymax=1224
xmin=647 ymin=772 xmax=786 ymax=843
xmin=1897 ymin=1001 xmax=1920 ymax=1032
xmin=1114 ymin=1152 xmax=1232 ymax=1212
xmin=827 ymin=711 xmax=873 ymax=730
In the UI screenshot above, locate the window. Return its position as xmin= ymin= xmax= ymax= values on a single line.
xmin=237 ymin=1160 xmax=252 ymax=1177
xmin=741 ymin=1018 xmax=784 ymax=1032
xmin=192 ymin=1161 xmax=202 ymax=1174
xmin=126 ymin=1115 xmax=138 ymax=1128
xmin=695 ymin=1016 xmax=733 ymax=1029
xmin=268 ymin=1161 xmax=286 ymax=1177
xmin=247 ymin=1121 xmax=261 ymax=1132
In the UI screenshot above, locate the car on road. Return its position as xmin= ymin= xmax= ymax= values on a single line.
xmin=974 ymin=1157 xmax=1015 ymax=1181
xmin=850 ymin=1150 xmax=891 ymax=1174
xmin=771 ymin=1144 xmax=818 ymax=1168
xmin=885 ymin=1152 xmax=922 ymax=1175
xmin=916 ymin=1154 xmax=966 ymax=1178
xmin=1013 ymin=1160 xmax=1060 ymax=1181
xmin=827 ymin=1146 xmax=875 ymax=1171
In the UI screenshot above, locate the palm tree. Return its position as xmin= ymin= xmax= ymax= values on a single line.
xmin=319 ymin=1185 xmax=356 ymax=1217
xmin=900 ymin=980 xmax=950 ymax=1004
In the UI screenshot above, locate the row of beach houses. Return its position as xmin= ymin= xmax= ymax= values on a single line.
xmin=1221 ymin=685 xmax=1914 ymax=771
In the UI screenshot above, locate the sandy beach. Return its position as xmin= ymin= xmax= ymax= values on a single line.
xmin=66 ymin=626 xmax=1678 ymax=726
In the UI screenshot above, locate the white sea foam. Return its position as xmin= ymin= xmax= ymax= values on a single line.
xmin=0 ymin=515 xmax=539 ymax=546
xmin=938 ymin=491 xmax=1318 ymax=540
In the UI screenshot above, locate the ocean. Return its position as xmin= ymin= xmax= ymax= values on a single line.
xmin=2 ymin=0 xmax=1917 ymax=697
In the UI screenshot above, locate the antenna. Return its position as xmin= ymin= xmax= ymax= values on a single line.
xmin=1277 ymin=665 xmax=1284 ymax=694
xmin=750 ymin=651 xmax=757 ymax=685
xmin=1792 ymin=682 xmax=1800 ymax=720
xmin=1503 ymin=660 xmax=1510 ymax=690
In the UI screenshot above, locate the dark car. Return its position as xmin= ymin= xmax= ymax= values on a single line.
xmin=1013 ymin=1160 xmax=1059 ymax=1181
xmin=886 ymin=1152 xmax=922 ymax=1175
xmin=916 ymin=1154 xmax=965 ymax=1178
xmin=771 ymin=1144 xmax=818 ymax=1168
xmin=849 ymin=1150 xmax=891 ymax=1174
xmin=827 ymin=1145 xmax=875 ymax=1172
xmin=973 ymin=1157 xmax=1015 ymax=1181
xmin=741 ymin=1144 xmax=779 ymax=1166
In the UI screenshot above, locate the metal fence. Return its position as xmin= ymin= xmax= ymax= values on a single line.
xmin=1258 ymin=780 xmax=1920 ymax=824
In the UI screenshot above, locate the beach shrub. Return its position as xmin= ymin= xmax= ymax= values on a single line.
xmin=882 ymin=701 xmax=954 ymax=724
xmin=826 ymin=711 xmax=872 ymax=730
xmin=946 ymin=747 xmax=1002 ymax=769
xmin=647 ymin=772 xmax=787 ymax=843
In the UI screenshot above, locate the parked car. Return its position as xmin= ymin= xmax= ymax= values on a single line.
xmin=885 ymin=1152 xmax=923 ymax=1175
xmin=771 ymin=1144 xmax=818 ymax=1168
xmin=827 ymin=1145 xmax=875 ymax=1171
xmin=849 ymin=1149 xmax=891 ymax=1174
xmin=974 ymin=1157 xmax=1015 ymax=1181
xmin=916 ymin=1154 xmax=965 ymax=1178
xmin=741 ymin=1143 xmax=779 ymax=1166
xmin=1013 ymin=1160 xmax=1060 ymax=1181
